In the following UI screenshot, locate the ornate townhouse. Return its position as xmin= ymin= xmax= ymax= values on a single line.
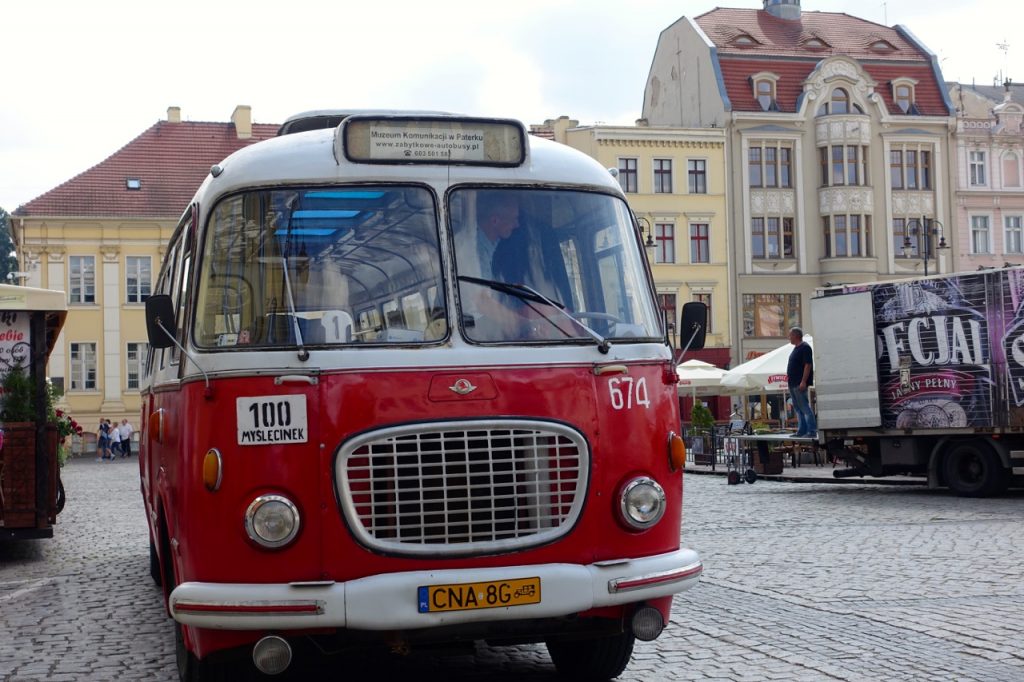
xmin=12 ymin=106 xmax=277 ymax=428
xmin=948 ymin=81 xmax=1024 ymax=270
xmin=641 ymin=0 xmax=955 ymax=361
xmin=532 ymin=116 xmax=732 ymax=417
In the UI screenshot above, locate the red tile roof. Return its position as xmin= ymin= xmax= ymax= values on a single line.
xmin=696 ymin=8 xmax=925 ymax=61
xmin=717 ymin=59 xmax=948 ymax=116
xmin=15 ymin=120 xmax=279 ymax=218
xmin=696 ymin=8 xmax=950 ymax=117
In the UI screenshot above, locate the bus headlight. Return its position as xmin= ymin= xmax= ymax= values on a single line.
xmin=245 ymin=495 xmax=300 ymax=548
xmin=618 ymin=477 xmax=666 ymax=530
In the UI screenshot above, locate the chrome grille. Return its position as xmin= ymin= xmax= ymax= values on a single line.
xmin=337 ymin=420 xmax=588 ymax=556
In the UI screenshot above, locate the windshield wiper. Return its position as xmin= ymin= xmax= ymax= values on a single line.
xmin=281 ymin=257 xmax=309 ymax=362
xmin=458 ymin=275 xmax=610 ymax=354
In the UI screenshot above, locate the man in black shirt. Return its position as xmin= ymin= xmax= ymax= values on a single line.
xmin=787 ymin=326 xmax=816 ymax=437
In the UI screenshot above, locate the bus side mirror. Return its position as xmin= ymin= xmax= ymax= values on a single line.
xmin=679 ymin=301 xmax=707 ymax=352
xmin=145 ymin=294 xmax=177 ymax=349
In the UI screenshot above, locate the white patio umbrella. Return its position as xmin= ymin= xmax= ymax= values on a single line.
xmin=676 ymin=359 xmax=728 ymax=399
xmin=721 ymin=335 xmax=813 ymax=394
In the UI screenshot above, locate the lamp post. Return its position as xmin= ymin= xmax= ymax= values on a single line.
xmin=903 ymin=217 xmax=948 ymax=277
xmin=634 ymin=214 xmax=657 ymax=261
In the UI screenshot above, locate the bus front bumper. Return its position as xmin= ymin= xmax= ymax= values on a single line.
xmin=169 ymin=548 xmax=702 ymax=631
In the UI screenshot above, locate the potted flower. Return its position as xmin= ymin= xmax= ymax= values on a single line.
xmin=689 ymin=401 xmax=716 ymax=465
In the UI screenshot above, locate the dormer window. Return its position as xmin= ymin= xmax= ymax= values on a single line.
xmin=733 ymin=33 xmax=758 ymax=47
xmin=891 ymin=79 xmax=920 ymax=114
xmin=802 ymin=36 xmax=829 ymax=50
xmin=871 ymin=40 xmax=897 ymax=52
xmin=752 ymin=72 xmax=780 ymax=112
xmin=126 ymin=178 xmax=142 ymax=190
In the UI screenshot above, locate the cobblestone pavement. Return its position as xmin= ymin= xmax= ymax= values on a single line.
xmin=2 ymin=457 xmax=1022 ymax=681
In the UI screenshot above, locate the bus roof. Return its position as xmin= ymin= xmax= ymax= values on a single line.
xmin=198 ymin=114 xmax=622 ymax=204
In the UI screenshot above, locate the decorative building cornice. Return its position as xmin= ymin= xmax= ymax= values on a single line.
xmin=596 ymin=138 xmax=724 ymax=149
xmin=100 ymin=245 xmax=121 ymax=262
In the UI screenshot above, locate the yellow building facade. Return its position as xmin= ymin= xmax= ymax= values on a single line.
xmin=534 ymin=117 xmax=732 ymax=364
xmin=12 ymin=106 xmax=277 ymax=429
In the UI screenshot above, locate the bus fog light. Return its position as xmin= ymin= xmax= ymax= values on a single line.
xmin=619 ymin=477 xmax=666 ymax=530
xmin=245 ymin=495 xmax=300 ymax=548
xmin=252 ymin=635 xmax=292 ymax=675
xmin=631 ymin=605 xmax=665 ymax=641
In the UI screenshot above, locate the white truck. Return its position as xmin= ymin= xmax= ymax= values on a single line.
xmin=811 ymin=265 xmax=1024 ymax=497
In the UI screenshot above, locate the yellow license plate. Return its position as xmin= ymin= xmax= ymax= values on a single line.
xmin=418 ymin=577 xmax=541 ymax=613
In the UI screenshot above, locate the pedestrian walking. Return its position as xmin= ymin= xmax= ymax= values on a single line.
xmin=96 ymin=420 xmax=110 ymax=461
xmin=119 ymin=419 xmax=134 ymax=457
xmin=107 ymin=419 xmax=121 ymax=459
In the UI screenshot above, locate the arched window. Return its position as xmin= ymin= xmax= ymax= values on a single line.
xmin=830 ymin=88 xmax=850 ymax=115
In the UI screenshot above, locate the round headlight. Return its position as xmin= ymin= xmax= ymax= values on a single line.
xmin=245 ymin=495 xmax=300 ymax=548
xmin=619 ymin=477 xmax=666 ymax=530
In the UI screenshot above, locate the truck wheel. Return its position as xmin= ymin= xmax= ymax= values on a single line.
xmin=942 ymin=441 xmax=1006 ymax=497
xmin=546 ymin=632 xmax=634 ymax=681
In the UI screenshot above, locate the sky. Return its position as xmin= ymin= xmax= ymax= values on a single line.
xmin=1 ymin=0 xmax=1019 ymax=212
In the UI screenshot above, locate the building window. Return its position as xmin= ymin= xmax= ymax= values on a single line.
xmin=971 ymin=215 xmax=991 ymax=254
xmin=819 ymin=146 xmax=870 ymax=188
xmin=742 ymin=293 xmax=801 ymax=338
xmin=690 ymin=223 xmax=710 ymax=263
xmin=893 ymin=218 xmax=913 ymax=258
xmin=780 ymin=148 xmax=792 ymax=187
xmin=750 ymin=142 xmax=794 ymax=188
xmin=126 ymin=342 xmax=149 ymax=390
xmin=1006 ymin=216 xmax=1023 ymax=254
xmin=824 ymin=215 xmax=871 ymax=258
xmin=969 ymin=151 xmax=987 ymax=186
xmin=688 ymin=160 xmax=707 ymax=194
xmin=890 ymin=147 xmax=932 ymax=190
xmin=653 ymin=159 xmax=673 ymax=193
xmin=125 ymin=256 xmax=152 ymax=304
xmin=754 ymin=78 xmax=778 ymax=111
xmin=1003 ymin=152 xmax=1021 ymax=187
xmin=830 ymin=88 xmax=850 ymax=114
xmin=618 ymin=158 xmax=638 ymax=193
xmin=693 ymin=292 xmax=712 ymax=334
xmin=818 ymin=87 xmax=864 ymax=116
xmin=70 ymin=342 xmax=97 ymax=391
xmin=658 ymin=293 xmax=677 ymax=337
xmin=751 ymin=217 xmax=794 ymax=260
xmin=69 ymin=256 xmax=96 ymax=304
xmin=749 ymin=147 xmax=762 ymax=187
xmin=892 ymin=81 xmax=919 ymax=114
xmin=655 ymin=223 xmax=675 ymax=263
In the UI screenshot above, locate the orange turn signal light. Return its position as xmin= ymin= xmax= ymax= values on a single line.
xmin=668 ymin=432 xmax=686 ymax=472
xmin=202 ymin=449 xmax=223 ymax=492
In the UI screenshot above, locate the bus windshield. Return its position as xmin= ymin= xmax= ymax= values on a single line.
xmin=194 ymin=186 xmax=446 ymax=348
xmin=451 ymin=187 xmax=660 ymax=343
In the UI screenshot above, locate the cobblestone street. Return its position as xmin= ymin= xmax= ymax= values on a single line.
xmin=2 ymin=457 xmax=1022 ymax=681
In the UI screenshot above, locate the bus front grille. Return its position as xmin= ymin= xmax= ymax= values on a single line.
xmin=337 ymin=420 xmax=588 ymax=556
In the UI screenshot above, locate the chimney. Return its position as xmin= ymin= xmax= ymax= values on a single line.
xmin=231 ymin=105 xmax=252 ymax=139
xmin=764 ymin=0 xmax=801 ymax=20
xmin=167 ymin=106 xmax=181 ymax=123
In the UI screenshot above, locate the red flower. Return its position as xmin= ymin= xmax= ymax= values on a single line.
xmin=55 ymin=409 xmax=64 ymax=417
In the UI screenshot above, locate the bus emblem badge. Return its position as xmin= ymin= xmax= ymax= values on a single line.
xmin=449 ymin=379 xmax=477 ymax=395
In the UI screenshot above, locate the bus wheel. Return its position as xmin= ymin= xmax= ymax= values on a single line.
xmin=942 ymin=441 xmax=1006 ymax=498
xmin=149 ymin=540 xmax=162 ymax=587
xmin=546 ymin=632 xmax=634 ymax=681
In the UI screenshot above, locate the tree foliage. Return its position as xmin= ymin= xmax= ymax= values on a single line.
xmin=0 ymin=207 xmax=18 ymax=282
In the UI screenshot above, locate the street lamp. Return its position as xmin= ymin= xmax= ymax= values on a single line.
xmin=902 ymin=217 xmax=949 ymax=277
xmin=634 ymin=214 xmax=657 ymax=261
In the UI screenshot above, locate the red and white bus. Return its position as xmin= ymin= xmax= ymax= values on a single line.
xmin=141 ymin=111 xmax=704 ymax=680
